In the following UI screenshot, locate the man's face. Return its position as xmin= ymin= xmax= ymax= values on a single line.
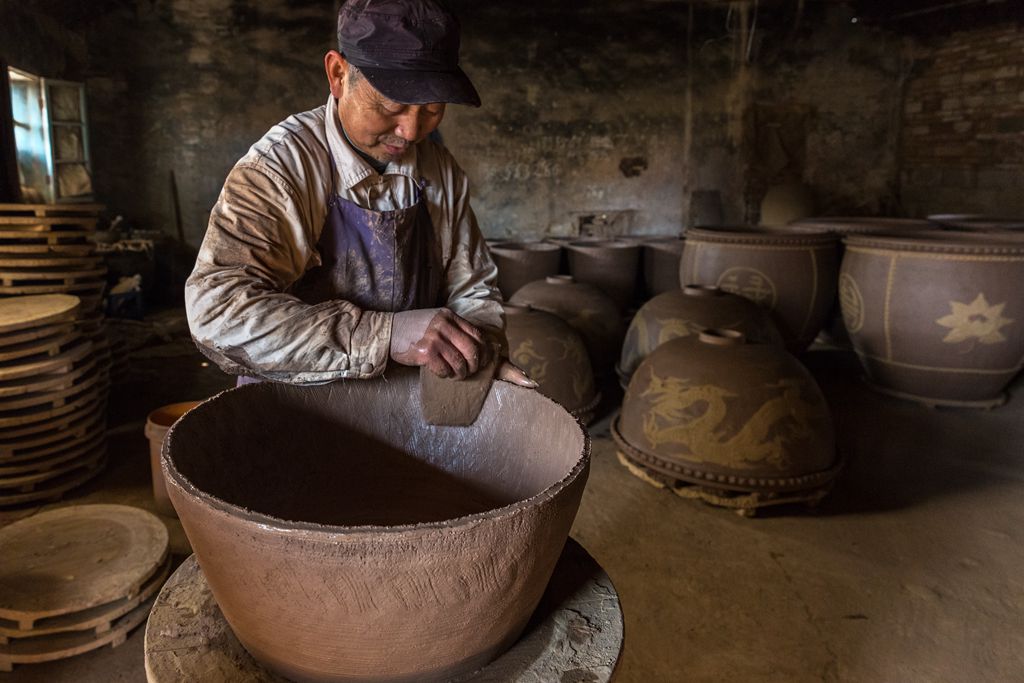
xmin=334 ymin=59 xmax=446 ymax=165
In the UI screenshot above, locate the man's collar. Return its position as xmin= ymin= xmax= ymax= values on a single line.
xmin=324 ymin=94 xmax=419 ymax=190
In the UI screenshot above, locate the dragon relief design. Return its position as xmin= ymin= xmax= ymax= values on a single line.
xmin=550 ymin=336 xmax=593 ymax=402
xmin=638 ymin=367 xmax=819 ymax=471
xmin=511 ymin=339 xmax=548 ymax=385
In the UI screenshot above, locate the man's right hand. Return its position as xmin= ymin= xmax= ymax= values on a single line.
xmin=390 ymin=308 xmax=490 ymax=380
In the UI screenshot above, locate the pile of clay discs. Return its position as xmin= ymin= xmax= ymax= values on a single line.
xmin=0 ymin=504 xmax=170 ymax=671
xmin=0 ymin=294 xmax=111 ymax=506
xmin=0 ymin=203 xmax=107 ymax=314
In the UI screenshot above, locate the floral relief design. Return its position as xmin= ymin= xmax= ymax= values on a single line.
xmin=936 ymin=293 xmax=1014 ymax=347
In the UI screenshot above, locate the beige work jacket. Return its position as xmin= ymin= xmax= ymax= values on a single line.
xmin=185 ymin=95 xmax=502 ymax=384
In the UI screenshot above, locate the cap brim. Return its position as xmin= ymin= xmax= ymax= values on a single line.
xmin=358 ymin=66 xmax=482 ymax=107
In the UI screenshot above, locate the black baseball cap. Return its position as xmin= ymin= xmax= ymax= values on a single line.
xmin=337 ymin=0 xmax=481 ymax=107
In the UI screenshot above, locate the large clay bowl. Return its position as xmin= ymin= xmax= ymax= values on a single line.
xmin=614 ymin=330 xmax=838 ymax=492
xmin=840 ymin=230 xmax=1024 ymax=407
xmin=489 ymin=241 xmax=561 ymax=300
xmin=927 ymin=214 xmax=1024 ymax=232
xmin=566 ymin=240 xmax=641 ymax=312
xmin=510 ymin=275 xmax=625 ymax=375
xmin=642 ymin=238 xmax=685 ymax=298
xmin=162 ymin=369 xmax=589 ymax=683
xmin=504 ymin=304 xmax=599 ymax=423
xmin=680 ymin=227 xmax=840 ymax=353
xmin=618 ymin=285 xmax=783 ymax=389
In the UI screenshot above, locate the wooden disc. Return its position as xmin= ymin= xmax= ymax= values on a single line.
xmin=0 ymin=555 xmax=169 ymax=642
xmin=0 ymin=363 xmax=103 ymax=411
xmin=0 ymin=431 xmax=105 ymax=475
xmin=0 ymin=409 xmax=105 ymax=460
xmin=0 ymin=337 xmax=93 ymax=381
xmin=0 ymin=267 xmax=107 ymax=286
xmin=0 ymin=349 xmax=100 ymax=399
xmin=0 ymin=322 xmax=76 ymax=348
xmin=0 ymin=330 xmax=81 ymax=364
xmin=0 ymin=594 xmax=153 ymax=671
xmin=0 ymin=243 xmax=95 ymax=256
xmin=0 ymin=230 xmax=92 ymax=243
xmin=0 ymin=382 xmax=107 ymax=430
xmin=0 ymin=217 xmax=98 ymax=228
xmin=0 ymin=203 xmax=105 ymax=217
xmin=0 ymin=281 xmax=105 ymax=296
xmin=0 ymin=443 xmax=105 ymax=491
xmin=0 ymin=453 xmax=106 ymax=507
xmin=0 ymin=504 xmax=169 ymax=625
xmin=0 ymin=255 xmax=101 ymax=268
xmin=0 ymin=295 xmax=81 ymax=334
xmin=144 ymin=540 xmax=623 ymax=683
xmin=0 ymin=388 xmax=107 ymax=443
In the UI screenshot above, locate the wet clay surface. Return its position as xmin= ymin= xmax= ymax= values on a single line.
xmin=420 ymin=348 xmax=499 ymax=428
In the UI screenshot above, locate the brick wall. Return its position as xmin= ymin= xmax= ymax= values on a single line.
xmin=901 ymin=22 xmax=1024 ymax=217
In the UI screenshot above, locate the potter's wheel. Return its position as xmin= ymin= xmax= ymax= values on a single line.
xmin=144 ymin=538 xmax=623 ymax=682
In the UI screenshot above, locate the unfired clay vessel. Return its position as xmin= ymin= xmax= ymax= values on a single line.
xmin=566 ymin=240 xmax=641 ymax=312
xmin=489 ymin=242 xmax=562 ymax=300
xmin=927 ymin=214 xmax=1024 ymax=232
xmin=642 ymin=238 xmax=685 ymax=298
xmin=162 ymin=368 xmax=590 ymax=683
xmin=614 ymin=331 xmax=838 ymax=493
xmin=509 ymin=275 xmax=625 ymax=375
xmin=840 ymin=230 xmax=1024 ymax=407
xmin=680 ymin=227 xmax=840 ymax=353
xmin=504 ymin=304 xmax=600 ymax=424
xmin=618 ymin=286 xmax=783 ymax=389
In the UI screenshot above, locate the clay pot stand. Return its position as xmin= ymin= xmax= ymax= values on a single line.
xmin=144 ymin=539 xmax=623 ymax=683
xmin=611 ymin=418 xmax=843 ymax=517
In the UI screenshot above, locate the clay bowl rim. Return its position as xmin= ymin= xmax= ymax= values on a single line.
xmin=565 ymin=239 xmax=640 ymax=251
xmin=843 ymin=229 xmax=1024 ymax=255
xmin=489 ymin=241 xmax=561 ymax=254
xmin=685 ymin=226 xmax=840 ymax=246
xmin=161 ymin=380 xmax=591 ymax=537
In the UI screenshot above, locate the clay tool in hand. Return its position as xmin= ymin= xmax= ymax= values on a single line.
xmin=420 ymin=346 xmax=500 ymax=426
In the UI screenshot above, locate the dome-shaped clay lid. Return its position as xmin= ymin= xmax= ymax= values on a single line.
xmin=618 ymin=286 xmax=783 ymax=386
xmin=686 ymin=226 xmax=840 ymax=247
xmin=614 ymin=331 xmax=838 ymax=492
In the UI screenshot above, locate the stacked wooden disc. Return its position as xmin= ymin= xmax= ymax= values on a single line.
xmin=0 ymin=294 xmax=111 ymax=506
xmin=0 ymin=204 xmax=107 ymax=313
xmin=0 ymin=505 xmax=170 ymax=671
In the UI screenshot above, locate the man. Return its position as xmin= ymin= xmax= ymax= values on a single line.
xmin=186 ymin=0 xmax=531 ymax=388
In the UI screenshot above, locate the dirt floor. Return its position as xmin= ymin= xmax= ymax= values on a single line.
xmin=2 ymin=309 xmax=1022 ymax=682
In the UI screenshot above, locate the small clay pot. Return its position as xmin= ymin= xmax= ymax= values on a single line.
xmin=504 ymin=304 xmax=599 ymax=423
xmin=840 ymin=230 xmax=1024 ymax=407
xmin=566 ymin=240 xmax=641 ymax=312
xmin=680 ymin=227 xmax=840 ymax=353
xmin=163 ymin=368 xmax=589 ymax=683
xmin=617 ymin=285 xmax=783 ymax=389
xmin=641 ymin=238 xmax=685 ymax=298
xmin=927 ymin=214 xmax=1024 ymax=232
xmin=509 ymin=275 xmax=625 ymax=375
xmin=614 ymin=330 xmax=838 ymax=493
xmin=489 ymin=242 xmax=561 ymax=300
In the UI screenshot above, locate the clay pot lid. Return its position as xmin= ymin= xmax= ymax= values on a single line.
xmin=681 ymin=284 xmax=724 ymax=298
xmin=785 ymin=217 xmax=931 ymax=234
xmin=490 ymin=241 xmax=560 ymax=253
xmin=545 ymin=275 xmax=576 ymax=285
xmin=844 ymin=229 xmax=1024 ymax=255
xmin=686 ymin=226 xmax=840 ymax=246
xmin=696 ymin=328 xmax=746 ymax=346
xmin=502 ymin=303 xmax=533 ymax=315
xmin=927 ymin=214 xmax=1024 ymax=231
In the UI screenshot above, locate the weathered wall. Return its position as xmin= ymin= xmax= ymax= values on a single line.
xmin=900 ymin=21 xmax=1024 ymax=217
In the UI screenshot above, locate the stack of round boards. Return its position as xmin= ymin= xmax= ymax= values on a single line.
xmin=0 ymin=295 xmax=111 ymax=505
xmin=0 ymin=204 xmax=107 ymax=313
xmin=0 ymin=504 xmax=170 ymax=671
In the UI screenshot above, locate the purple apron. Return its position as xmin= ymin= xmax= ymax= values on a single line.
xmin=238 ymin=164 xmax=442 ymax=385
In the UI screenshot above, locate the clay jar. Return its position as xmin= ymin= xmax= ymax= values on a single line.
xmin=680 ymin=227 xmax=840 ymax=353
xmin=504 ymin=304 xmax=600 ymax=423
xmin=618 ymin=285 xmax=783 ymax=389
xmin=614 ymin=330 xmax=838 ymax=492
xmin=642 ymin=238 xmax=685 ymax=298
xmin=488 ymin=241 xmax=562 ymax=300
xmin=840 ymin=230 xmax=1024 ymax=407
xmin=162 ymin=368 xmax=589 ymax=683
xmin=927 ymin=214 xmax=1024 ymax=232
xmin=566 ymin=240 xmax=640 ymax=312
xmin=509 ymin=275 xmax=625 ymax=375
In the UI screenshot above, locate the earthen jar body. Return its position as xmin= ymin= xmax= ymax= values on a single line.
xmin=162 ymin=369 xmax=590 ymax=683
xmin=566 ymin=240 xmax=640 ymax=312
xmin=489 ymin=241 xmax=561 ymax=300
xmin=840 ymin=230 xmax=1024 ymax=407
xmin=927 ymin=214 xmax=1024 ymax=232
xmin=680 ymin=227 xmax=840 ymax=353
xmin=642 ymin=238 xmax=686 ymax=298
xmin=504 ymin=305 xmax=599 ymax=423
xmin=618 ymin=286 xmax=783 ymax=389
xmin=509 ymin=275 xmax=625 ymax=375
xmin=615 ymin=331 xmax=838 ymax=492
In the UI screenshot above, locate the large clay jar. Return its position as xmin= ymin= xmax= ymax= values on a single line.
xmin=618 ymin=285 xmax=783 ymax=389
xmin=680 ymin=227 xmax=840 ymax=353
xmin=509 ymin=275 xmax=625 ymax=375
xmin=566 ymin=240 xmax=641 ymax=312
xmin=489 ymin=241 xmax=561 ymax=299
xmin=162 ymin=368 xmax=589 ymax=683
xmin=840 ymin=230 xmax=1024 ymax=407
xmin=504 ymin=304 xmax=600 ymax=423
xmin=927 ymin=214 xmax=1024 ymax=232
xmin=613 ymin=330 xmax=839 ymax=496
xmin=642 ymin=238 xmax=685 ymax=298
